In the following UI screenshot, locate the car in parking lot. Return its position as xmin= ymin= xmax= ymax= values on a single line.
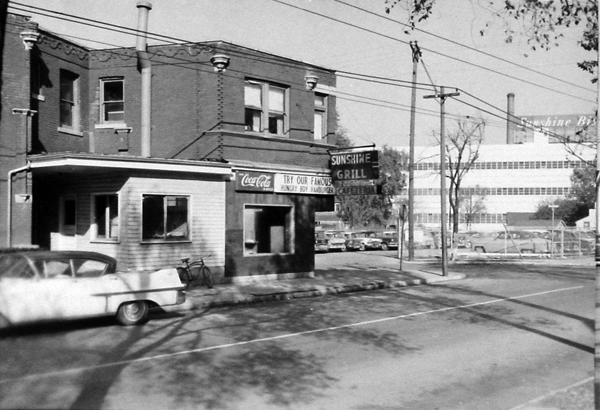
xmin=0 ymin=251 xmax=186 ymax=328
xmin=314 ymin=238 xmax=330 ymax=253
xmin=470 ymin=231 xmax=553 ymax=254
xmin=350 ymin=231 xmax=383 ymax=251
xmin=376 ymin=231 xmax=399 ymax=250
xmin=322 ymin=231 xmax=348 ymax=252
xmin=548 ymin=230 xmax=594 ymax=253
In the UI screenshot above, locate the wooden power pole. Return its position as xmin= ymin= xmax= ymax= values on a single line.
xmin=424 ymin=86 xmax=459 ymax=276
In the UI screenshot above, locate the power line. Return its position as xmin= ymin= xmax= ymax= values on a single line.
xmin=268 ymin=0 xmax=596 ymax=104
xmin=331 ymin=0 xmax=595 ymax=94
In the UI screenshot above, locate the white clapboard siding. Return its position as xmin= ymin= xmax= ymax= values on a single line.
xmin=119 ymin=176 xmax=226 ymax=271
xmin=53 ymin=173 xmax=225 ymax=272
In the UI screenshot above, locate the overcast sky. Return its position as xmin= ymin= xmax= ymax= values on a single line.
xmin=10 ymin=0 xmax=596 ymax=148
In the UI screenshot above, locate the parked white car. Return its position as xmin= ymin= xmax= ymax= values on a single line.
xmin=0 ymin=251 xmax=186 ymax=328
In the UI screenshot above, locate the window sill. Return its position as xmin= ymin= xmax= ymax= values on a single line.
xmin=95 ymin=123 xmax=129 ymax=130
xmin=141 ymin=239 xmax=192 ymax=245
xmin=58 ymin=127 xmax=84 ymax=137
xmin=244 ymin=130 xmax=288 ymax=138
xmin=91 ymin=239 xmax=120 ymax=244
xmin=244 ymin=252 xmax=292 ymax=257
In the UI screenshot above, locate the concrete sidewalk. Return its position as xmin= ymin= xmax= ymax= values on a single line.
xmin=174 ymin=262 xmax=464 ymax=311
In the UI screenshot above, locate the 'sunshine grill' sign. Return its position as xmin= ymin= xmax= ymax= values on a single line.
xmin=330 ymin=150 xmax=379 ymax=181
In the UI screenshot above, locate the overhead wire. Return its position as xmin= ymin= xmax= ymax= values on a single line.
xmin=268 ymin=0 xmax=596 ymax=104
xmin=331 ymin=0 xmax=595 ymax=94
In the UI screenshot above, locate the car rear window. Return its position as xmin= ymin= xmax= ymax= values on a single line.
xmin=0 ymin=255 xmax=35 ymax=278
xmin=72 ymin=259 xmax=109 ymax=278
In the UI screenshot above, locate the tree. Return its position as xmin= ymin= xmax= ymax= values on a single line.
xmin=459 ymin=185 xmax=487 ymax=230
xmin=569 ymin=164 xmax=596 ymax=209
xmin=439 ymin=118 xmax=485 ymax=239
xmin=533 ymin=198 xmax=584 ymax=226
xmin=336 ymin=146 xmax=408 ymax=228
xmin=384 ymin=0 xmax=598 ymax=81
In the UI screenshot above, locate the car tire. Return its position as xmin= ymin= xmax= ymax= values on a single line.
xmin=359 ymin=243 xmax=366 ymax=251
xmin=474 ymin=246 xmax=485 ymax=253
xmin=381 ymin=243 xmax=389 ymax=251
xmin=116 ymin=301 xmax=149 ymax=326
xmin=341 ymin=245 xmax=347 ymax=252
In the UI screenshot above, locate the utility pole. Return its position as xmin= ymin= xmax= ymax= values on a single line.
xmin=408 ymin=41 xmax=420 ymax=262
xmin=594 ymin=23 xmax=600 ymax=409
xmin=424 ymin=86 xmax=460 ymax=277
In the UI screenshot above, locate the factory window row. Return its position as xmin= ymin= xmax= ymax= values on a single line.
xmin=414 ymin=187 xmax=570 ymax=196
xmin=415 ymin=213 xmax=506 ymax=224
xmin=415 ymin=160 xmax=592 ymax=171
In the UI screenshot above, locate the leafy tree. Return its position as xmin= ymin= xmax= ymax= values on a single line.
xmin=533 ymin=198 xmax=585 ymax=226
xmin=336 ymin=146 xmax=408 ymax=228
xmin=569 ymin=164 xmax=596 ymax=209
xmin=384 ymin=0 xmax=598 ymax=81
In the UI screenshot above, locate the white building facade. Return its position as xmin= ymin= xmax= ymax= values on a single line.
xmin=400 ymin=136 xmax=595 ymax=233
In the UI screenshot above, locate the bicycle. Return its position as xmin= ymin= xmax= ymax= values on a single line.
xmin=177 ymin=257 xmax=214 ymax=289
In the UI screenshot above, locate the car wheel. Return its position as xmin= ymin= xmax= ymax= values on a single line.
xmin=340 ymin=245 xmax=347 ymax=252
xmin=116 ymin=301 xmax=149 ymax=326
xmin=381 ymin=243 xmax=389 ymax=251
xmin=359 ymin=243 xmax=366 ymax=251
xmin=474 ymin=246 xmax=485 ymax=253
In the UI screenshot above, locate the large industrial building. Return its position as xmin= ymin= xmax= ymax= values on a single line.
xmin=403 ymin=100 xmax=596 ymax=233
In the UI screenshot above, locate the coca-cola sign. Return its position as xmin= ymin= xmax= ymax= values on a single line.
xmin=236 ymin=171 xmax=274 ymax=192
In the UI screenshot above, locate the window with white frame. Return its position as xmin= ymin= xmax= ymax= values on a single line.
xmin=243 ymin=205 xmax=293 ymax=255
xmin=314 ymin=93 xmax=327 ymax=140
xmin=59 ymin=70 xmax=80 ymax=130
xmin=142 ymin=195 xmax=189 ymax=241
xmin=100 ymin=78 xmax=124 ymax=123
xmin=92 ymin=194 xmax=119 ymax=241
xmin=244 ymin=80 xmax=287 ymax=136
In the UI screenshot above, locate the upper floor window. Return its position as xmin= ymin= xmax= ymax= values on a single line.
xmin=314 ymin=93 xmax=327 ymax=140
xmin=101 ymin=78 xmax=124 ymax=123
xmin=244 ymin=80 xmax=287 ymax=136
xmin=59 ymin=70 xmax=79 ymax=130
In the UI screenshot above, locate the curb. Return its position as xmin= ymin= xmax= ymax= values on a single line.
xmin=174 ymin=272 xmax=467 ymax=311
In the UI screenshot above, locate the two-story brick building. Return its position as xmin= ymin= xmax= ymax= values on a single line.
xmin=2 ymin=6 xmax=336 ymax=282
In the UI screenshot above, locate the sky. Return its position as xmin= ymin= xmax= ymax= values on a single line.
xmin=9 ymin=0 xmax=597 ymax=149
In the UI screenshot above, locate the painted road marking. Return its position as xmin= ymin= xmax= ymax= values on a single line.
xmin=0 ymin=285 xmax=585 ymax=384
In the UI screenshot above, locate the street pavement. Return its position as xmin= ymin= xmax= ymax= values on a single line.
xmin=171 ymin=249 xmax=595 ymax=410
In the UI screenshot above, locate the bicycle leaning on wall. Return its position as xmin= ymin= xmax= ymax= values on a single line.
xmin=177 ymin=257 xmax=214 ymax=289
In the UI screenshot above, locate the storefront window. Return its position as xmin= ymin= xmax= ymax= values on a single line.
xmin=244 ymin=205 xmax=292 ymax=255
xmin=142 ymin=195 xmax=189 ymax=241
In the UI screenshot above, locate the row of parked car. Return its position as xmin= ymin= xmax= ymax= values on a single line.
xmin=460 ymin=229 xmax=594 ymax=254
xmin=315 ymin=229 xmax=399 ymax=253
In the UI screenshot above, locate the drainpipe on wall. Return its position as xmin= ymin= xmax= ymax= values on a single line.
xmin=7 ymin=162 xmax=31 ymax=248
xmin=136 ymin=1 xmax=152 ymax=158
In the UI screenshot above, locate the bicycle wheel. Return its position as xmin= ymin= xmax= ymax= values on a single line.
xmin=176 ymin=267 xmax=192 ymax=289
xmin=200 ymin=266 xmax=214 ymax=289
xmin=188 ymin=264 xmax=203 ymax=287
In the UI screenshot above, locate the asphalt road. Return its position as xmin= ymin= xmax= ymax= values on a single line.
xmin=0 ymin=253 xmax=594 ymax=410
